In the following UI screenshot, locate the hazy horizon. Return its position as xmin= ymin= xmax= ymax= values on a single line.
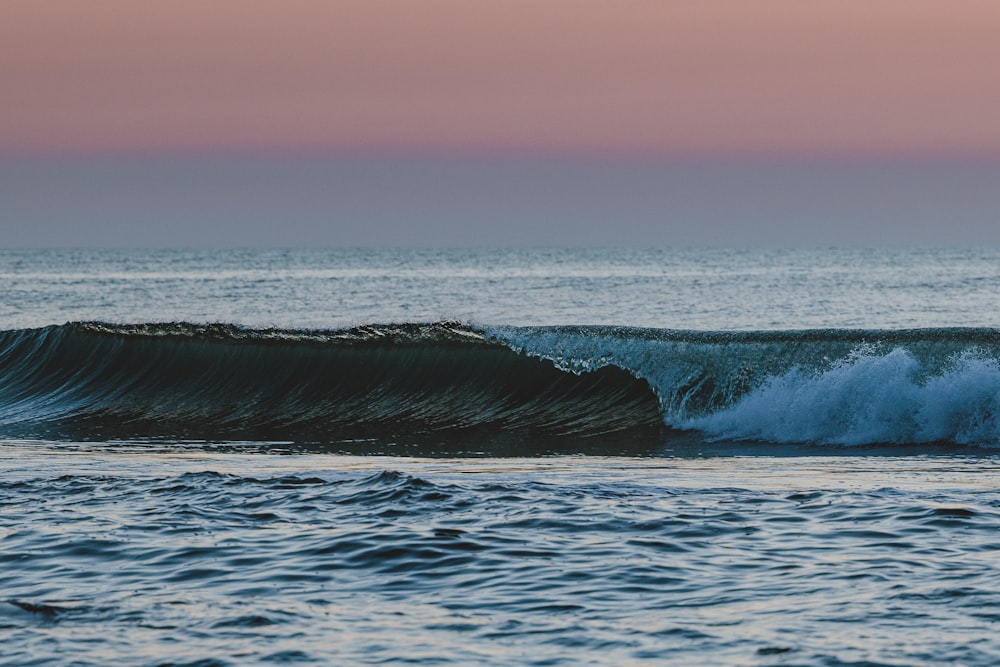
xmin=3 ymin=2 xmax=999 ymax=247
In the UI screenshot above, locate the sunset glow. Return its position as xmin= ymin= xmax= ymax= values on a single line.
xmin=4 ymin=0 xmax=1000 ymax=158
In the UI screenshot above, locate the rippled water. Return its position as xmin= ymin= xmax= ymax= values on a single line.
xmin=4 ymin=248 xmax=1000 ymax=666
xmin=2 ymin=246 xmax=1000 ymax=330
xmin=4 ymin=445 xmax=1000 ymax=667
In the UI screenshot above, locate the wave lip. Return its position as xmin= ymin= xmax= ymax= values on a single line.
xmin=0 ymin=322 xmax=664 ymax=448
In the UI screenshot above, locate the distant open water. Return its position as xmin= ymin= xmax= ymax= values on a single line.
xmin=3 ymin=247 xmax=1000 ymax=666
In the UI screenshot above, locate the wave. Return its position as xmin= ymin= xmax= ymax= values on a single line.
xmin=2 ymin=321 xmax=1000 ymax=450
xmin=488 ymin=325 xmax=1000 ymax=448
xmin=0 ymin=322 xmax=664 ymax=451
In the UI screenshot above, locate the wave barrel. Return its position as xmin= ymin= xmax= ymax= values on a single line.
xmin=0 ymin=322 xmax=665 ymax=451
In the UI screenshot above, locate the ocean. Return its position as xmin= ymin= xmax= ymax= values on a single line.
xmin=3 ymin=247 xmax=1000 ymax=666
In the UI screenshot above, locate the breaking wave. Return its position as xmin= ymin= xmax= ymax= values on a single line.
xmin=488 ymin=325 xmax=1000 ymax=448
xmin=2 ymin=321 xmax=1000 ymax=449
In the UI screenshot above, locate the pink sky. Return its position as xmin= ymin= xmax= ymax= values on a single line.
xmin=4 ymin=0 xmax=1000 ymax=158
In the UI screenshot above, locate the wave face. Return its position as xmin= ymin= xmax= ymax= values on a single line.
xmin=0 ymin=322 xmax=663 ymax=450
xmin=3 ymin=322 xmax=1000 ymax=450
xmin=488 ymin=325 xmax=1000 ymax=447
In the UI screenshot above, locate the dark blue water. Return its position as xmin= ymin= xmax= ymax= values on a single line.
xmin=4 ymin=447 xmax=1000 ymax=666
xmin=3 ymin=248 xmax=1000 ymax=666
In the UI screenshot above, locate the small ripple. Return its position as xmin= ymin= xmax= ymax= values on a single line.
xmin=3 ymin=599 xmax=69 ymax=620
xmin=261 ymin=650 xmax=312 ymax=664
xmin=210 ymin=614 xmax=281 ymax=629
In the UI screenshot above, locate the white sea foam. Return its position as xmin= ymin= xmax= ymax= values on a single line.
xmin=685 ymin=349 xmax=1000 ymax=446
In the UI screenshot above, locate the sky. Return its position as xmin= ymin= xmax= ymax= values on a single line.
xmin=3 ymin=1 xmax=1000 ymax=246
